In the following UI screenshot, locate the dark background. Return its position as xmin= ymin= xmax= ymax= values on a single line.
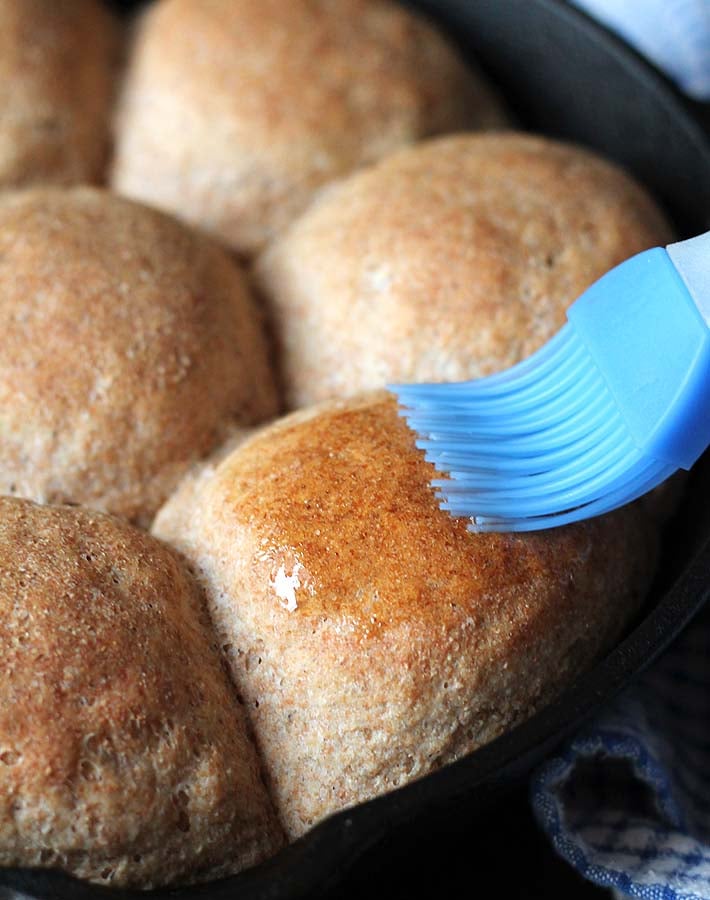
xmin=325 ymin=786 xmax=606 ymax=897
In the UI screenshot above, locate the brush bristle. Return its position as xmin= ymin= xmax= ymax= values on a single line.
xmin=390 ymin=323 xmax=674 ymax=532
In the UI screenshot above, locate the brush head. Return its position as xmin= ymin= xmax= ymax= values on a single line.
xmin=392 ymin=244 xmax=710 ymax=532
xmin=393 ymin=325 xmax=674 ymax=532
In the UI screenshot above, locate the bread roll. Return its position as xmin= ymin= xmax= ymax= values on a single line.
xmin=255 ymin=132 xmax=673 ymax=408
xmin=0 ymin=187 xmax=278 ymax=525
xmin=0 ymin=497 xmax=283 ymax=887
xmin=153 ymin=392 xmax=659 ymax=838
xmin=0 ymin=0 xmax=117 ymax=187
xmin=111 ymin=0 xmax=506 ymax=256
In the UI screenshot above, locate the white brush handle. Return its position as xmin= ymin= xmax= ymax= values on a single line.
xmin=667 ymin=231 xmax=710 ymax=326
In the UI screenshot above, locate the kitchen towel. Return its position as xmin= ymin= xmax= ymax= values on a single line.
xmin=532 ymin=599 xmax=710 ymax=899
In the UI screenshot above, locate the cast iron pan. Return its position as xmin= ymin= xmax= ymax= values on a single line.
xmin=3 ymin=1 xmax=710 ymax=897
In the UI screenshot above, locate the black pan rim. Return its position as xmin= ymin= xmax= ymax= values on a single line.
xmin=3 ymin=0 xmax=710 ymax=896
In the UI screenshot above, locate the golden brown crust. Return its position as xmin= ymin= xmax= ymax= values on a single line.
xmin=153 ymin=392 xmax=659 ymax=838
xmin=0 ymin=497 xmax=284 ymax=887
xmin=255 ymin=132 xmax=674 ymax=408
xmin=111 ymin=0 xmax=507 ymax=256
xmin=0 ymin=0 xmax=119 ymax=187
xmin=0 ymin=187 xmax=279 ymax=525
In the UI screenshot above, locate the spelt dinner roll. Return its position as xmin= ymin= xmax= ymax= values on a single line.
xmin=0 ymin=0 xmax=117 ymax=187
xmin=0 ymin=187 xmax=278 ymax=525
xmin=153 ymin=391 xmax=659 ymax=838
xmin=111 ymin=0 xmax=506 ymax=257
xmin=0 ymin=497 xmax=283 ymax=887
xmin=255 ymin=132 xmax=673 ymax=408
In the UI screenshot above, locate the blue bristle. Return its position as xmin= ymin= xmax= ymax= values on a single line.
xmin=420 ymin=419 xmax=624 ymax=474
xmin=438 ymin=443 xmax=643 ymax=517
xmin=468 ymin=459 xmax=674 ymax=532
xmin=433 ymin=424 xmax=630 ymax=494
xmin=392 ymin=325 xmax=575 ymax=402
xmin=417 ymin=401 xmax=620 ymax=464
xmin=389 ymin=322 xmax=671 ymax=531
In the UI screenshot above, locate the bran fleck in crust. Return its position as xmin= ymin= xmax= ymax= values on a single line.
xmin=0 ymin=187 xmax=279 ymax=525
xmin=154 ymin=391 xmax=659 ymax=838
xmin=0 ymin=497 xmax=284 ymax=887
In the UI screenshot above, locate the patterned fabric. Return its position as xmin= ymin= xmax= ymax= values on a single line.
xmin=532 ymin=601 xmax=710 ymax=899
xmin=571 ymin=0 xmax=710 ymax=98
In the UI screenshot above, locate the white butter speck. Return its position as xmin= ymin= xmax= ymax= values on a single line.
xmin=272 ymin=562 xmax=303 ymax=613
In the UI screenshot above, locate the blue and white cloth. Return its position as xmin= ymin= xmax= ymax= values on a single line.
xmin=532 ymin=601 xmax=710 ymax=899
xmin=531 ymin=4 xmax=710 ymax=898
xmin=571 ymin=0 xmax=710 ymax=99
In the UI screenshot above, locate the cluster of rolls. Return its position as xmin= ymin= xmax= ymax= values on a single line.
xmin=0 ymin=0 xmax=675 ymax=889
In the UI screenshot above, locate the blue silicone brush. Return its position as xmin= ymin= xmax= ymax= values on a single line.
xmin=390 ymin=232 xmax=710 ymax=533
